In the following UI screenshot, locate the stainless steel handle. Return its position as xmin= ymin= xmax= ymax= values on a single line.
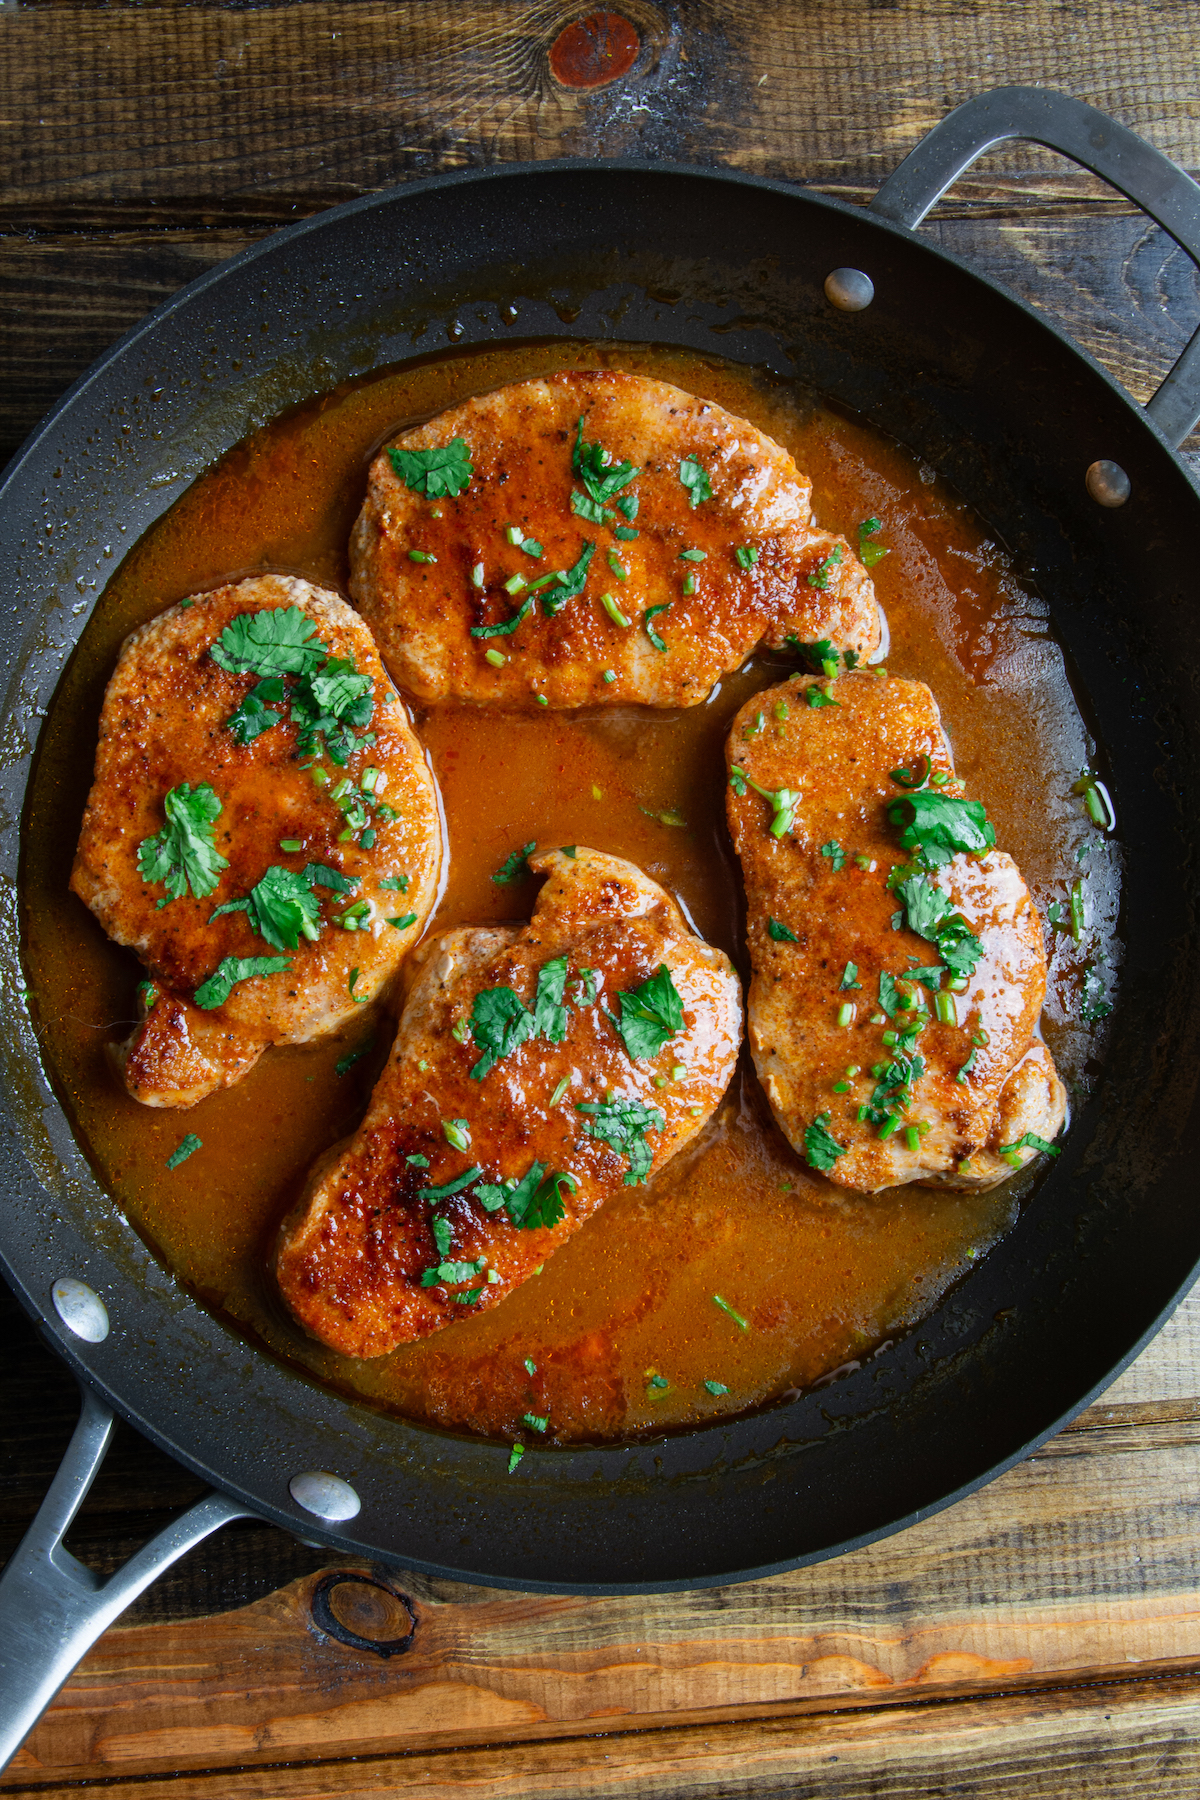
xmin=870 ymin=85 xmax=1200 ymax=449
xmin=0 ymin=1381 xmax=253 ymax=1773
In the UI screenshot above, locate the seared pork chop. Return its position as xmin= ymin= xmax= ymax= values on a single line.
xmin=275 ymin=848 xmax=742 ymax=1358
xmin=72 ymin=574 xmax=443 ymax=1107
xmin=349 ymin=369 xmax=882 ymax=708
xmin=726 ymin=672 xmax=1065 ymax=1192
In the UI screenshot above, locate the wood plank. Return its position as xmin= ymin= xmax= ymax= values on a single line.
xmin=10 ymin=1673 xmax=1200 ymax=1799
xmin=2 ymin=2 xmax=1200 ymax=207
xmin=10 ymin=1394 xmax=1200 ymax=1783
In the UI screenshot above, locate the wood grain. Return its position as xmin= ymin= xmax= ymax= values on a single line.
xmin=8 ymin=1278 xmax=1200 ymax=1783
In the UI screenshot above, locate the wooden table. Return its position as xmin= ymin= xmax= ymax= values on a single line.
xmin=3 ymin=3 xmax=1200 ymax=1794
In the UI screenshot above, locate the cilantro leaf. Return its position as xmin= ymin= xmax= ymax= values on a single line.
xmin=432 ymin=1213 xmax=453 ymax=1258
xmin=210 ymin=864 xmax=323 ymax=951
xmin=421 ymin=1258 xmax=487 ymax=1288
xmin=504 ymin=1162 xmax=577 ymax=1230
xmin=858 ymin=516 xmax=890 ymax=568
xmin=137 ymin=781 xmax=228 ymax=902
xmin=840 ymin=961 xmax=861 ymax=990
xmin=820 ymin=840 xmax=845 ymax=872
xmin=531 ymin=956 xmax=569 ymax=1042
xmin=788 ymin=637 xmax=840 ymax=677
xmin=210 ymin=606 xmax=326 ymax=678
xmin=611 ymin=964 xmax=684 ymax=1060
xmin=291 ymin=656 xmax=374 ymax=765
xmin=469 ymin=986 xmax=536 ymax=1080
xmin=906 ymin=962 xmax=947 ymax=990
xmin=571 ymin=490 xmax=613 ymax=527
xmin=767 ymin=917 xmax=798 ymax=942
xmin=894 ymin=874 xmax=983 ymax=978
xmin=387 ymin=437 xmax=473 ymax=499
xmin=879 ymin=971 xmax=902 ymax=1017
xmin=418 ymin=1168 xmax=483 ymax=1201
xmin=166 ymin=1133 xmax=202 ymax=1170
xmin=471 ymin=596 xmax=533 ymax=639
xmin=576 ymin=1095 xmax=665 ymax=1185
xmin=573 ymin=417 xmax=640 ymax=505
xmin=803 ymin=1112 xmax=846 ymax=1172
xmin=194 ymin=953 xmax=291 ymax=1010
xmin=887 ymin=792 xmax=996 ymax=860
xmin=806 ymin=544 xmax=844 ymax=591
xmin=303 ymin=862 xmax=359 ymax=895
xmin=227 ymin=675 xmax=287 ymax=744
xmin=998 ymin=1131 xmax=1062 ymax=1159
xmin=336 ymin=1036 xmax=375 ymax=1077
xmin=678 ymin=456 xmax=712 ymax=508
xmin=492 ymin=841 xmax=536 ymax=885
xmin=541 ymin=540 xmax=596 ymax=617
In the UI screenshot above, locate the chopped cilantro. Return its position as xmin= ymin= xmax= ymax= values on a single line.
xmin=541 ymin=541 xmax=596 ymax=617
xmin=493 ymin=841 xmax=536 ymax=884
xmin=335 ymin=1037 xmax=375 ymax=1077
xmin=303 ymin=862 xmax=358 ymax=894
xmin=210 ymin=606 xmax=326 ymax=678
xmin=209 ymin=863 xmax=322 ymax=951
xmin=137 ymin=782 xmax=228 ymax=902
xmin=572 ymin=490 xmax=613 ymax=526
xmin=406 ymin=1153 xmax=430 ymax=1168
xmin=644 ymin=604 xmax=670 ymax=653
xmin=421 ymin=1258 xmax=487 ymax=1288
xmin=1081 ymin=962 xmax=1112 ymax=1021
xmin=432 ymin=1214 xmax=453 ymax=1258
xmin=894 ymin=875 xmax=983 ymax=978
xmin=767 ymin=917 xmax=798 ymax=942
xmin=576 ymin=1094 xmax=664 ymax=1184
xmin=387 ymin=911 xmax=418 ymax=930
xmin=789 ymin=637 xmax=840 ymax=677
xmin=291 ymin=657 xmax=375 ymax=765
xmin=614 ymin=523 xmax=639 ymax=541
xmin=166 ymin=1133 xmax=202 ymax=1170
xmin=806 ymin=544 xmax=844 ymax=591
xmin=194 ymin=954 xmax=291 ymax=1010
xmin=418 ymin=1168 xmax=483 ymax=1202
xmin=887 ymin=791 xmax=995 ymax=864
xmin=378 ymin=875 xmax=409 ymax=893
xmin=468 ymin=955 xmax=569 ymax=1080
xmin=617 ymin=493 xmax=639 ymax=521
xmin=471 ymin=595 xmax=533 ymax=639
xmin=679 ymin=456 xmax=712 ymax=508
xmin=573 ymin=416 xmax=640 ymax=506
xmin=524 ymin=1357 xmax=537 ymax=1375
xmin=610 ymin=964 xmax=683 ymax=1060
xmin=820 ymin=840 xmax=845 ymax=872
xmin=704 ymin=1379 xmax=730 ymax=1396
xmin=804 ymin=1111 xmax=846 ymax=1171
xmin=504 ymin=1162 xmax=577 ymax=1230
xmin=878 ymin=971 xmax=901 ymax=1017
xmin=858 ymin=516 xmax=889 ymax=568
xmin=227 ymin=675 xmax=287 ymax=744
xmin=806 ymin=683 xmax=840 ymax=708
xmin=387 ymin=438 xmax=473 ymax=498
xmin=840 ymin=962 xmax=861 ymax=990
xmin=646 ymin=1374 xmax=669 ymax=1392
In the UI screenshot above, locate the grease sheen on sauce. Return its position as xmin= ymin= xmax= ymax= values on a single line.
xmin=23 ymin=341 xmax=1119 ymax=1444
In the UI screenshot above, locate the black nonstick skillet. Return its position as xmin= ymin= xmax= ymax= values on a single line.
xmin=0 ymin=86 xmax=1198 ymax=1763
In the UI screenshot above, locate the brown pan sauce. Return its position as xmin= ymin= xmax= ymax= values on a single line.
xmin=22 ymin=341 xmax=1120 ymax=1444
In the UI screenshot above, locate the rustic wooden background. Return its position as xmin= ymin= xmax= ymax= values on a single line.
xmin=3 ymin=2 xmax=1200 ymax=1795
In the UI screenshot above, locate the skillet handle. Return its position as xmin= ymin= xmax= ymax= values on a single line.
xmin=869 ymin=84 xmax=1200 ymax=449
xmin=0 ymin=1381 xmax=253 ymax=1774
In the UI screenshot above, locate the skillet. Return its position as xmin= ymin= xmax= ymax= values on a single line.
xmin=1 ymin=85 xmax=1199 ymax=1761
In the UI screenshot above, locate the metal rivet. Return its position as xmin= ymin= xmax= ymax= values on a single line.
xmin=1086 ymin=460 xmax=1131 ymax=507
xmin=289 ymin=1470 xmax=361 ymax=1523
xmin=824 ymin=268 xmax=875 ymax=312
xmin=51 ymin=1278 xmax=110 ymax=1344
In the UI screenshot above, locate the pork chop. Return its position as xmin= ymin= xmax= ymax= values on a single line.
xmin=726 ymin=671 xmax=1066 ymax=1192
xmin=72 ymin=574 xmax=443 ymax=1107
xmin=275 ymin=847 xmax=742 ymax=1358
xmin=349 ymin=369 xmax=882 ymax=709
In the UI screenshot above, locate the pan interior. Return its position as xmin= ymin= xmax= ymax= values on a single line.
xmin=23 ymin=332 xmax=1118 ymax=1447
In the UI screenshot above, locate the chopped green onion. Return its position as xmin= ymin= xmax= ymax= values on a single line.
xmin=523 ymin=1412 xmax=549 ymax=1432
xmin=679 ymin=548 xmax=706 ymax=562
xmin=713 ymin=1293 xmax=749 ymax=1331
xmin=442 ymin=1117 xmax=471 ymax=1151
xmin=934 ymin=991 xmax=957 ymax=1025
xmin=836 ymin=1002 xmax=855 ymax=1028
xmin=600 ymin=591 xmax=630 ymax=628
xmin=505 ymin=525 xmax=523 ymax=545
xmin=504 ymin=572 xmax=527 ymax=595
xmin=279 ymin=839 xmax=302 ymax=853
xmin=644 ymin=604 xmax=670 ymax=653
xmin=507 ymin=1443 xmax=525 ymax=1473
xmin=524 ymin=1357 xmax=537 ymax=1375
xmin=603 ymin=669 xmax=617 ymax=683
xmin=485 ymin=648 xmax=506 ymax=667
xmin=682 ymin=573 xmax=697 ymax=595
xmin=387 ymin=911 xmax=418 ymax=929
xmin=549 ymin=1075 xmax=570 ymax=1106
xmin=408 ymin=549 xmax=437 ymax=564
xmin=607 ymin=552 xmax=628 ymax=581
xmin=877 ymin=1114 xmax=899 ymax=1140
xmin=735 ymin=545 xmax=760 ymax=569
xmin=471 ymin=562 xmax=485 ymax=589
xmin=1070 ymin=878 xmax=1086 ymax=941
xmin=904 ymin=1126 xmax=921 ymax=1153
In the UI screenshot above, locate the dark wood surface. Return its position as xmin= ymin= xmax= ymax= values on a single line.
xmin=3 ymin=2 xmax=1200 ymax=1793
